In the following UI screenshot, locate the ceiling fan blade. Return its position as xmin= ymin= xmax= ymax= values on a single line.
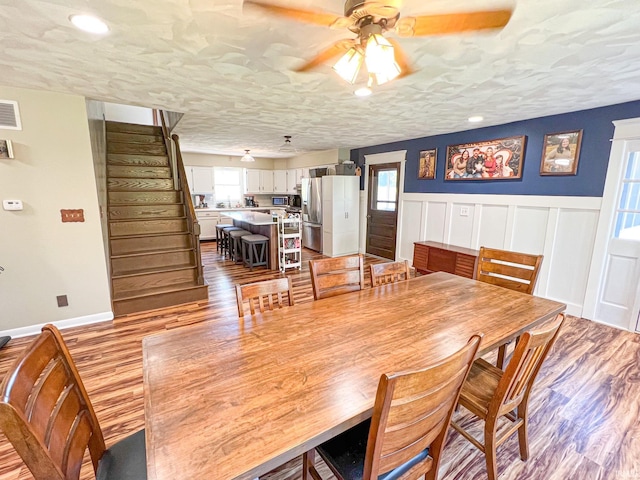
xmin=396 ymin=9 xmax=513 ymax=37
xmin=294 ymin=39 xmax=356 ymax=73
xmin=244 ymin=0 xmax=343 ymax=28
xmin=387 ymin=38 xmax=415 ymax=78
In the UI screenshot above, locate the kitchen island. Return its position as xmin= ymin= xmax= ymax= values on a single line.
xmin=223 ymin=211 xmax=279 ymax=270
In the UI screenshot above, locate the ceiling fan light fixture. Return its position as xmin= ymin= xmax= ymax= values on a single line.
xmin=364 ymin=34 xmax=401 ymax=85
xmin=333 ymin=47 xmax=364 ymax=84
xmin=241 ymin=149 xmax=255 ymax=162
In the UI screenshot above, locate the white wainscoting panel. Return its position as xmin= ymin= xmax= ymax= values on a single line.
xmin=399 ymin=200 xmax=423 ymax=262
xmin=511 ymin=207 xmax=549 ymax=254
xmin=478 ymin=205 xmax=509 ymax=249
xmin=399 ymin=194 xmax=602 ymax=318
xmin=449 ymin=203 xmax=475 ymax=247
xmin=426 ymin=202 xmax=447 ymax=242
xmin=546 ymin=209 xmax=599 ymax=311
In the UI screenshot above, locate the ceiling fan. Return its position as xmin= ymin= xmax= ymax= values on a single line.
xmin=244 ymin=0 xmax=512 ymax=88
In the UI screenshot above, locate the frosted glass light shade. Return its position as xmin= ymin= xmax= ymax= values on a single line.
xmin=333 ymin=47 xmax=364 ymax=84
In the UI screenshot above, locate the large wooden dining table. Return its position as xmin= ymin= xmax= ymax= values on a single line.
xmin=142 ymin=272 xmax=566 ymax=480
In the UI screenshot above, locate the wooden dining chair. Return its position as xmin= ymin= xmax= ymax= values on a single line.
xmin=450 ymin=313 xmax=565 ymax=480
xmin=303 ymin=334 xmax=482 ymax=480
xmin=309 ymin=254 xmax=364 ymax=300
xmin=0 ymin=324 xmax=146 ymax=480
xmin=369 ymin=260 xmax=411 ymax=287
xmin=476 ymin=247 xmax=544 ymax=368
xmin=235 ymin=277 xmax=294 ymax=318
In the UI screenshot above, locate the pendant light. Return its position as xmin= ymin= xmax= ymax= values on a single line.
xmin=279 ymin=136 xmax=297 ymax=154
xmin=240 ymin=149 xmax=255 ymax=162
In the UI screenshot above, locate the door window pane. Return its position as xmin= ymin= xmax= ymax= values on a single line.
xmin=373 ymin=169 xmax=398 ymax=211
xmin=614 ymin=152 xmax=640 ymax=239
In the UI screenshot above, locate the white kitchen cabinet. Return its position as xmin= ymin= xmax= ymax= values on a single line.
xmin=195 ymin=210 xmax=219 ymax=240
xmin=322 ymin=176 xmax=359 ymax=257
xmin=287 ymin=168 xmax=303 ymax=193
xmin=186 ymin=166 xmax=215 ymax=194
xmin=273 ymin=170 xmax=287 ymax=193
xmin=245 ymin=169 xmax=261 ymax=194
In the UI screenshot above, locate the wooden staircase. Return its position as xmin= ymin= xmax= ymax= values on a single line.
xmin=106 ymin=121 xmax=208 ymax=316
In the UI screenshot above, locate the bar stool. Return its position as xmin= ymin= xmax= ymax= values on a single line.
xmin=229 ymin=229 xmax=251 ymax=263
xmin=221 ymin=226 xmax=243 ymax=257
xmin=215 ymin=224 xmax=229 ymax=253
xmin=241 ymin=235 xmax=269 ymax=271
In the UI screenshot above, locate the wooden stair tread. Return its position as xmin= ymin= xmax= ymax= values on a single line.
xmin=112 ymin=263 xmax=197 ymax=279
xmin=111 ymin=248 xmax=193 ymax=260
xmin=113 ymin=282 xmax=205 ymax=301
xmin=109 ymin=216 xmax=186 ymax=222
xmin=109 ymin=231 xmax=191 ymax=240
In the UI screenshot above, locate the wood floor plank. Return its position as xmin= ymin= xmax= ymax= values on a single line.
xmin=1 ymin=244 xmax=640 ymax=479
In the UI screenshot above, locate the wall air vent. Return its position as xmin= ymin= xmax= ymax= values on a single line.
xmin=0 ymin=100 xmax=22 ymax=130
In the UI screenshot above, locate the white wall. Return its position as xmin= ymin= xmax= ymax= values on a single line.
xmin=104 ymin=102 xmax=154 ymax=125
xmin=182 ymin=151 xmax=275 ymax=170
xmin=0 ymin=86 xmax=112 ymax=336
xmin=394 ymin=193 xmax=601 ymax=318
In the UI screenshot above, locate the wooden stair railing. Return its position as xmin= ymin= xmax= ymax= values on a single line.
xmin=158 ymin=111 xmax=204 ymax=286
xmin=172 ymin=134 xmax=204 ymax=285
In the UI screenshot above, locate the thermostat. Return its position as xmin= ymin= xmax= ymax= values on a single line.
xmin=3 ymin=200 xmax=23 ymax=211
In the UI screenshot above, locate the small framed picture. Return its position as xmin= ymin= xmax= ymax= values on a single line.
xmin=0 ymin=139 xmax=13 ymax=159
xmin=418 ymin=149 xmax=437 ymax=179
xmin=540 ymin=130 xmax=583 ymax=175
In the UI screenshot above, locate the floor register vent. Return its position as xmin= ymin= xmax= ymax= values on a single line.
xmin=0 ymin=100 xmax=22 ymax=130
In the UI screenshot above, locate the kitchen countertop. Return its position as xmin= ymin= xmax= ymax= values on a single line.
xmin=194 ymin=206 xmax=285 ymax=212
xmin=222 ymin=211 xmax=278 ymax=226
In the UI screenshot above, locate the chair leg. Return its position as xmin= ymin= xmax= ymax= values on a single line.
xmin=496 ymin=344 xmax=507 ymax=370
xmin=484 ymin=422 xmax=499 ymax=480
xmin=303 ymin=450 xmax=320 ymax=480
xmin=517 ymin=403 xmax=530 ymax=461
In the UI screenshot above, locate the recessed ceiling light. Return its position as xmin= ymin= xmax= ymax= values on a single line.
xmin=69 ymin=14 xmax=109 ymax=34
xmin=468 ymin=116 xmax=484 ymax=123
xmin=354 ymin=87 xmax=372 ymax=97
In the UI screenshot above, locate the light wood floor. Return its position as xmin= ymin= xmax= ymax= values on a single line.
xmin=1 ymin=242 xmax=639 ymax=480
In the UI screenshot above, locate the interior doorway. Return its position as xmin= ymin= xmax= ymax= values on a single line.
xmin=362 ymin=150 xmax=406 ymax=261
xmin=584 ymin=118 xmax=640 ymax=332
xmin=366 ymin=162 xmax=401 ymax=259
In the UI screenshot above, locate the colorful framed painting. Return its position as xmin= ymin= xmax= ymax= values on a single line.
xmin=540 ymin=130 xmax=583 ymax=175
xmin=445 ymin=136 xmax=526 ymax=180
xmin=418 ymin=149 xmax=437 ymax=179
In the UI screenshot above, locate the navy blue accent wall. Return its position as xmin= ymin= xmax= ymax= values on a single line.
xmin=351 ymin=100 xmax=640 ymax=196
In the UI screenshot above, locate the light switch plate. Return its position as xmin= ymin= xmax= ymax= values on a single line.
xmin=3 ymin=200 xmax=23 ymax=211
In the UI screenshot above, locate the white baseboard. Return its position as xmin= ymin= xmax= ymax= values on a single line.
xmin=0 ymin=312 xmax=114 ymax=339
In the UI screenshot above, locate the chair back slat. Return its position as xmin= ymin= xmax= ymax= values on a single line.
xmin=364 ymin=335 xmax=482 ymax=479
xmin=309 ymin=254 xmax=364 ymax=300
xmin=476 ymin=247 xmax=543 ymax=295
xmin=492 ymin=314 xmax=565 ymax=415
xmin=370 ymin=260 xmax=411 ymax=287
xmin=0 ymin=325 xmax=106 ymax=480
xmin=236 ymin=277 xmax=294 ymax=318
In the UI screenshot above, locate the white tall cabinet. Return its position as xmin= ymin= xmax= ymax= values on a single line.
xmin=322 ymin=176 xmax=359 ymax=257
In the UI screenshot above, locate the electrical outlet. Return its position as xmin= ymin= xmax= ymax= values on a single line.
xmin=57 ymin=295 xmax=68 ymax=307
xmin=460 ymin=206 xmax=470 ymax=217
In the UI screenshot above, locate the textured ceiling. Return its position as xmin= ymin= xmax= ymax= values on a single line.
xmin=1 ymin=0 xmax=640 ymax=157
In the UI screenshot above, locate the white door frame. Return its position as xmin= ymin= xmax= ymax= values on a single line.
xmin=360 ymin=150 xmax=407 ymax=259
xmin=583 ymin=117 xmax=640 ymax=330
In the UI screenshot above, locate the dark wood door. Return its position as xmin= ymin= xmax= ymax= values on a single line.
xmin=366 ymin=162 xmax=400 ymax=259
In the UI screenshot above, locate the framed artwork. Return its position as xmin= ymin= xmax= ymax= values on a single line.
xmin=445 ymin=135 xmax=526 ymax=180
xmin=418 ymin=148 xmax=437 ymax=179
xmin=540 ymin=130 xmax=583 ymax=175
xmin=0 ymin=139 xmax=13 ymax=159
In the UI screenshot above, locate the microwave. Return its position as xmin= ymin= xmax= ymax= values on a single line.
xmin=272 ymin=196 xmax=289 ymax=206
